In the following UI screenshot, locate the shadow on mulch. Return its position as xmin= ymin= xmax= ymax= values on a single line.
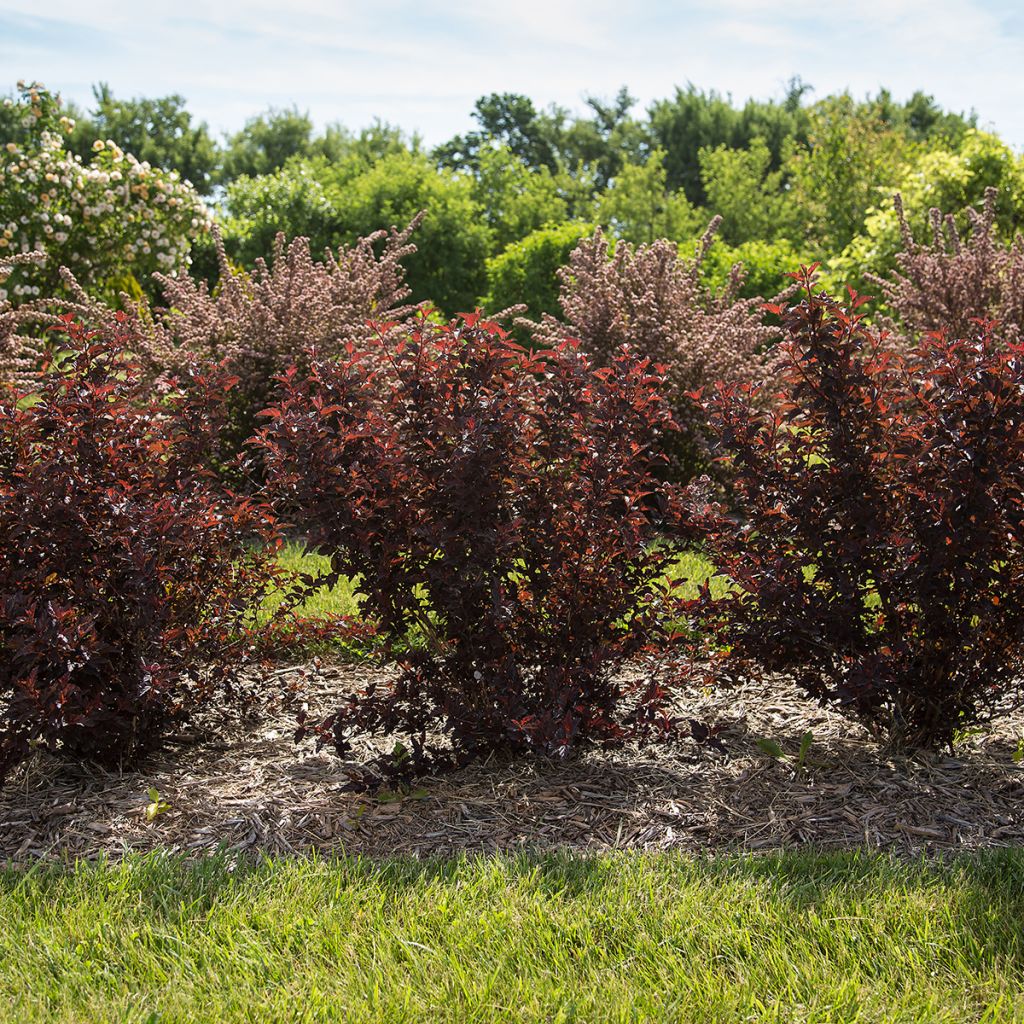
xmin=2 ymin=663 xmax=1023 ymax=863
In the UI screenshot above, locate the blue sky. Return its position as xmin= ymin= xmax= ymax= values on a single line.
xmin=2 ymin=0 xmax=1022 ymax=147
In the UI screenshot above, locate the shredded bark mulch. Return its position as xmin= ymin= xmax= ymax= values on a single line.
xmin=3 ymin=662 xmax=1023 ymax=862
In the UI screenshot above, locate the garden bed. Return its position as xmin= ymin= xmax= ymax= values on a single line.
xmin=2 ymin=661 xmax=1023 ymax=863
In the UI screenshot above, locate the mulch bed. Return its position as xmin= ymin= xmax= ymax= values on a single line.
xmin=3 ymin=661 xmax=1024 ymax=862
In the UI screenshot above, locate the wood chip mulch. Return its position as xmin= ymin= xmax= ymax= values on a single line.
xmin=3 ymin=662 xmax=1023 ymax=863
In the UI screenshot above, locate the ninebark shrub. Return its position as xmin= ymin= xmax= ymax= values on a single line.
xmin=1 ymin=221 xmax=421 ymax=478
xmin=0 ymin=316 xmax=281 ymax=781
xmin=257 ymin=313 xmax=689 ymax=784
xmin=524 ymin=221 xmax=777 ymax=481
xmin=692 ymin=269 xmax=1024 ymax=749
xmin=876 ymin=187 xmax=1024 ymax=344
xmin=146 ymin=222 xmax=419 ymax=472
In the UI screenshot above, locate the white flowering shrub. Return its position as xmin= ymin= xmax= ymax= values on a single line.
xmin=0 ymin=81 xmax=210 ymax=304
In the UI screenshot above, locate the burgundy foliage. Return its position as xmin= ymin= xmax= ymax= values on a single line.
xmin=246 ymin=614 xmax=379 ymax=664
xmin=2 ymin=222 xmax=421 ymax=483
xmin=0 ymin=316 xmax=282 ymax=780
xmin=691 ymin=268 xmax=1024 ymax=749
xmin=256 ymin=312 xmax=691 ymax=784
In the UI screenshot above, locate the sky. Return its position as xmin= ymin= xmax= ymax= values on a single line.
xmin=2 ymin=0 xmax=1023 ymax=148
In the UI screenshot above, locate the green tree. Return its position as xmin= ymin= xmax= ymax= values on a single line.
xmin=436 ymin=88 xmax=647 ymax=192
xmin=786 ymin=95 xmax=913 ymax=253
xmin=833 ymin=129 xmax=1024 ymax=292
xmin=314 ymin=119 xmax=416 ymax=168
xmin=473 ymin=145 xmax=568 ymax=253
xmin=325 ymin=151 xmax=491 ymax=313
xmin=557 ymin=88 xmax=649 ymax=190
xmin=220 ymin=151 xmax=489 ymax=312
xmin=482 ymin=221 xmax=594 ymax=321
xmin=435 ymin=93 xmax=560 ymax=172
xmin=648 ymin=80 xmax=810 ymax=204
xmin=853 ymin=88 xmax=975 ymax=145
xmin=219 ymin=160 xmax=341 ymax=268
xmin=597 ymin=149 xmax=703 ymax=244
xmin=699 ymin=137 xmax=798 ymax=245
xmin=220 ymin=107 xmax=315 ymax=181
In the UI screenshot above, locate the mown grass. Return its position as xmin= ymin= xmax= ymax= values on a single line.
xmin=260 ymin=542 xmax=362 ymax=622
xmin=261 ymin=542 xmax=723 ymax=625
xmin=254 ymin=543 xmax=724 ymax=660
xmin=2 ymin=849 xmax=1022 ymax=1022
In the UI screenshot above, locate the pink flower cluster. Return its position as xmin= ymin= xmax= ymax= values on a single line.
xmin=877 ymin=187 xmax=1024 ymax=344
xmin=524 ymin=220 xmax=777 ymax=477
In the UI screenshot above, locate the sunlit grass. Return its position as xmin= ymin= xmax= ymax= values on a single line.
xmin=259 ymin=541 xmax=362 ymax=623
xmin=261 ymin=542 xmax=727 ymax=629
xmin=255 ymin=543 xmax=729 ymax=660
xmin=2 ymin=849 xmax=1022 ymax=1023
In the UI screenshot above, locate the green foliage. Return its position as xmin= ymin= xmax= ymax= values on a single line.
xmin=557 ymin=87 xmax=649 ymax=190
xmin=861 ymin=87 xmax=975 ymax=145
xmin=786 ymin=95 xmax=914 ymax=253
xmin=222 ymin=150 xmax=488 ymax=314
xmin=218 ymin=108 xmax=415 ymax=187
xmin=220 ymin=106 xmax=316 ymax=181
xmin=699 ymin=138 xmax=798 ymax=244
xmin=482 ymin=220 xmax=593 ymax=319
xmin=435 ymin=92 xmax=560 ymax=172
xmin=648 ymin=80 xmax=810 ymax=204
xmin=699 ymin=237 xmax=806 ymax=300
xmin=65 ymin=83 xmax=219 ymax=194
xmin=263 ymin=543 xmax=361 ymax=622
xmin=144 ymin=787 xmax=171 ymax=822
xmin=324 ymin=151 xmax=490 ymax=313
xmin=597 ymin=149 xmax=702 ymax=243
xmin=321 ymin=119 xmax=416 ymax=169
xmin=220 ymin=161 xmax=340 ymax=266
xmin=436 ymin=88 xmax=646 ymax=193
xmin=472 ymin=145 xmax=568 ymax=253
xmin=834 ymin=130 xmax=1024 ymax=292
xmin=892 ymin=130 xmax=1024 ymax=236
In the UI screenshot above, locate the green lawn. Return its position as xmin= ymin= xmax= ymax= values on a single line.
xmin=261 ymin=542 xmax=362 ymax=622
xmin=262 ymin=543 xmax=723 ymax=625
xmin=2 ymin=850 xmax=1022 ymax=1023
